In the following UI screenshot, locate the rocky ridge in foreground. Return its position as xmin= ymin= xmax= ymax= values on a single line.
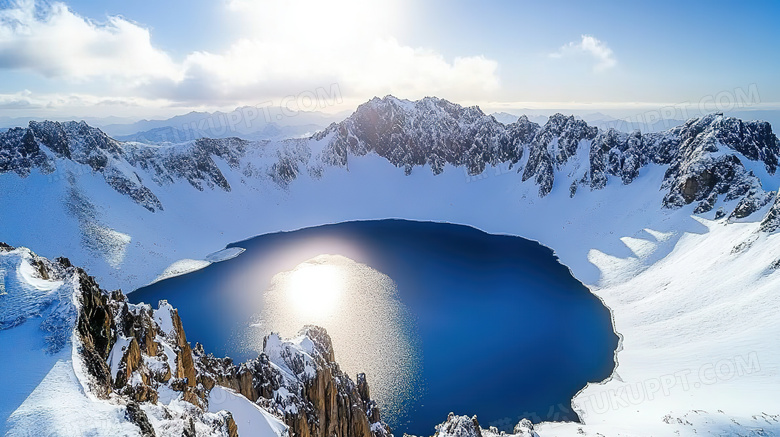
xmin=0 ymin=243 xmax=390 ymax=437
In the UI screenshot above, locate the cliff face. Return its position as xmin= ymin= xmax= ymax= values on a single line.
xmin=195 ymin=326 xmax=390 ymax=437
xmin=1 ymin=243 xmax=390 ymax=437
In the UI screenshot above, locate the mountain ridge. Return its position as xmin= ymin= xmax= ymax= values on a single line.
xmin=2 ymin=95 xmax=779 ymax=226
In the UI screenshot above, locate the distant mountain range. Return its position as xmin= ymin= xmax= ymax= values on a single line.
xmin=98 ymin=106 xmax=348 ymax=137
xmin=113 ymin=121 xmax=324 ymax=143
xmin=0 ymin=106 xmax=350 ymax=144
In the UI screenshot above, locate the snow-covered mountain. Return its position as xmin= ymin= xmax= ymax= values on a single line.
xmin=0 ymin=243 xmax=390 ymax=436
xmin=3 ymin=97 xmax=778 ymax=222
xmin=2 ymin=95 xmax=780 ymax=436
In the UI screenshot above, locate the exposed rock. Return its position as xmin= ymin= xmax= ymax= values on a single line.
xmin=427 ymin=414 xmax=539 ymax=437
xmin=170 ymin=307 xmax=198 ymax=387
xmin=760 ymin=191 xmax=780 ymax=232
xmin=435 ymin=413 xmax=483 ymax=437
xmin=512 ymin=419 xmax=539 ymax=437
xmin=316 ymin=96 xmax=522 ymax=177
xmin=657 ymin=114 xmax=777 ymax=216
xmin=730 ymin=189 xmax=775 ymax=220
xmin=126 ymin=401 xmax=156 ymax=437
xmin=116 ymin=337 xmax=142 ymax=387
xmin=319 ymin=98 xmax=778 ymax=218
xmin=182 ymin=418 xmax=196 ymax=437
xmin=75 ymin=270 xmax=116 ymax=398
xmin=196 ymin=326 xmax=391 ymax=437
xmin=224 ymin=413 xmax=239 ymax=437
xmin=1 ymin=245 xmax=269 ymax=436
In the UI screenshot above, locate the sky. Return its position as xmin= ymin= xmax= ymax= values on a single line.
xmin=0 ymin=0 xmax=778 ymax=120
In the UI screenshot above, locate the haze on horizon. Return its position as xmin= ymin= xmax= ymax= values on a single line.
xmin=0 ymin=0 xmax=778 ymax=122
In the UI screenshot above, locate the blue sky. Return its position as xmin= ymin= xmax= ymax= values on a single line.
xmin=0 ymin=0 xmax=778 ymax=119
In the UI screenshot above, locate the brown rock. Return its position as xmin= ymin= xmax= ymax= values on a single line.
xmin=125 ymin=338 xmax=142 ymax=377
xmin=125 ymin=401 xmax=156 ymax=437
xmin=170 ymin=308 xmax=197 ymax=387
xmin=225 ymin=413 xmax=239 ymax=437
xmin=74 ymin=270 xmax=115 ymax=398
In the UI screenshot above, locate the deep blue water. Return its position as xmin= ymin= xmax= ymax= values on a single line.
xmin=130 ymin=220 xmax=617 ymax=435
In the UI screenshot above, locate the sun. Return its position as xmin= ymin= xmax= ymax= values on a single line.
xmin=286 ymin=262 xmax=345 ymax=318
xmin=227 ymin=0 xmax=399 ymax=47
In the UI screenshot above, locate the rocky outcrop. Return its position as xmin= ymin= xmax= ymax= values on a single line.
xmin=588 ymin=128 xmax=647 ymax=190
xmin=196 ymin=326 xmax=391 ymax=437
xmin=169 ymin=306 xmax=198 ymax=388
xmin=510 ymin=419 xmax=539 ymax=437
xmin=654 ymin=114 xmax=778 ymax=216
xmin=521 ymin=114 xmax=597 ymax=196
xmin=420 ymin=413 xmax=538 ymax=437
xmin=0 ymin=121 xmax=163 ymax=211
xmin=74 ymin=267 xmax=117 ymax=398
xmin=125 ymin=401 xmax=156 ymax=437
xmin=435 ymin=413 xmax=483 ymax=437
xmin=759 ymin=191 xmax=780 ymax=232
xmin=1 ymin=242 xmax=390 ymax=437
xmin=314 ymin=96 xmax=519 ymax=176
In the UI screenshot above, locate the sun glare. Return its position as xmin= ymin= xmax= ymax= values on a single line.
xmin=228 ymin=0 xmax=399 ymax=46
xmin=286 ymin=263 xmax=345 ymax=317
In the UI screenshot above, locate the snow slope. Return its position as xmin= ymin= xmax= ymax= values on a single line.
xmin=0 ymin=246 xmax=288 ymax=436
xmin=0 ymin=247 xmax=75 ymax=427
xmin=0 ymin=247 xmax=142 ymax=436
xmin=535 ymin=216 xmax=780 ymax=436
xmin=208 ymin=386 xmax=289 ymax=437
xmin=7 ymin=360 xmax=143 ymax=437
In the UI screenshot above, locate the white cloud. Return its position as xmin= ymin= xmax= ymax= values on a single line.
xmin=0 ymin=0 xmax=501 ymax=106
xmin=550 ymin=35 xmax=617 ymax=72
xmin=147 ymin=0 xmax=500 ymax=104
xmin=145 ymin=36 xmax=499 ymax=105
xmin=0 ymin=90 xmax=179 ymax=119
xmin=0 ymin=0 xmax=180 ymax=83
xmin=343 ymin=38 xmax=500 ymax=99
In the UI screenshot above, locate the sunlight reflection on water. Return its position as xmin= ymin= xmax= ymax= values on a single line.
xmin=246 ymin=254 xmax=423 ymax=423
